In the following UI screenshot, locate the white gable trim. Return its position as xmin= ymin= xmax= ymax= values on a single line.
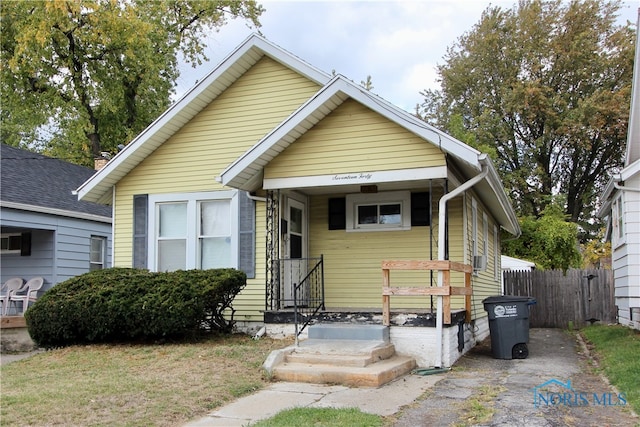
xmin=263 ymin=166 xmax=448 ymax=190
xmin=220 ymin=75 xmax=481 ymax=190
xmin=75 ymin=34 xmax=331 ymax=204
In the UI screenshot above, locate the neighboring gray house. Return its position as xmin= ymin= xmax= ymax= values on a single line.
xmin=598 ymin=10 xmax=640 ymax=330
xmin=1 ymin=144 xmax=112 ymax=298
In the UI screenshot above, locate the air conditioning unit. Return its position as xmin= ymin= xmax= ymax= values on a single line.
xmin=473 ymin=255 xmax=487 ymax=271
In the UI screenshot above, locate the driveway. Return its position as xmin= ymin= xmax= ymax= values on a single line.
xmin=391 ymin=328 xmax=638 ymax=426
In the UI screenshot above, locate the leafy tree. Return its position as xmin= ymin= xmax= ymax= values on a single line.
xmin=1 ymin=0 xmax=263 ymax=166
xmin=503 ymin=198 xmax=582 ymax=271
xmin=420 ymin=0 xmax=635 ymax=239
xmin=581 ymin=228 xmax=611 ymax=269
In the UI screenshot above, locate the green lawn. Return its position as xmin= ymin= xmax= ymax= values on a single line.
xmin=581 ymin=324 xmax=640 ymax=415
xmin=2 ymin=324 xmax=637 ymax=426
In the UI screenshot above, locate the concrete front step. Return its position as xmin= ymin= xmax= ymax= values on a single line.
xmin=264 ymin=324 xmax=417 ymax=387
xmin=308 ymin=324 xmax=389 ymax=341
xmin=286 ymin=339 xmax=396 ymax=367
xmin=273 ymin=354 xmax=417 ymax=388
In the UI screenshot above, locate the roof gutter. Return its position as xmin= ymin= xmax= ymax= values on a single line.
xmin=0 ymin=201 xmax=112 ymax=223
xmin=434 ymin=154 xmax=489 ymax=368
xmin=614 ymin=182 xmax=640 ymax=193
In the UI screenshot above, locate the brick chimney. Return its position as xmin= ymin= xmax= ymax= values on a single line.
xmin=94 ymin=152 xmax=111 ymax=170
xmin=94 ymin=157 xmax=109 ymax=171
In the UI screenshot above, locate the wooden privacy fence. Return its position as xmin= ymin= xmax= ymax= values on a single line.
xmin=503 ymin=269 xmax=615 ymax=329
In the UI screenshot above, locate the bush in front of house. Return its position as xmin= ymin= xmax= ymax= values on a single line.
xmin=25 ymin=268 xmax=247 ymax=348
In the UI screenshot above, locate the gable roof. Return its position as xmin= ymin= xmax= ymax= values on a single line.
xmin=219 ymin=73 xmax=519 ymax=235
xmin=1 ymin=144 xmax=111 ymax=221
xmin=75 ymin=33 xmax=331 ymax=205
xmin=219 ymin=74 xmax=481 ymax=191
xmin=75 ymin=33 xmax=519 ymax=235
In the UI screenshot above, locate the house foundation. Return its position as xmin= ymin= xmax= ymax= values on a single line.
xmin=236 ymin=310 xmax=489 ymax=368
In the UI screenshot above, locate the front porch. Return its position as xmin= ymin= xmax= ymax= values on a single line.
xmin=262 ymin=313 xmax=488 ymax=373
xmin=265 ymin=307 xmax=468 ymax=328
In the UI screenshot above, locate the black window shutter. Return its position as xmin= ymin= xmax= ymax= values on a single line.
xmin=132 ymin=194 xmax=148 ymax=269
xmin=238 ymin=191 xmax=256 ymax=279
xmin=20 ymin=232 xmax=31 ymax=256
xmin=328 ymin=197 xmax=346 ymax=230
xmin=411 ymin=192 xmax=430 ymax=226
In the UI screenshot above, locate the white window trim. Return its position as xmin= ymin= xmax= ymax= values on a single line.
xmin=483 ymin=213 xmax=488 ymax=256
xmin=148 ymin=190 xmax=238 ymax=271
xmin=612 ymin=194 xmax=626 ymax=248
xmin=471 ymin=198 xmax=478 ymax=257
xmin=1 ymin=233 xmax=21 ymax=254
xmin=494 ymin=225 xmax=500 ymax=281
xmin=345 ymin=191 xmax=411 ymax=232
xmin=90 ymin=235 xmax=107 ymax=270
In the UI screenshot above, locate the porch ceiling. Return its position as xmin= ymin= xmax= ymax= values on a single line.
xmin=279 ymin=177 xmax=449 ymax=196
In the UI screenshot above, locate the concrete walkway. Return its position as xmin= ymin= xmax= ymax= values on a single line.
xmin=185 ymin=328 xmax=639 ymax=427
xmin=184 ymin=373 xmax=442 ymax=426
xmin=0 ymin=350 xmax=42 ymax=366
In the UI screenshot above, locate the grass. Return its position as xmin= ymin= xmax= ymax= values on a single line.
xmin=251 ymin=407 xmax=383 ymax=427
xmin=1 ymin=334 xmax=292 ymax=426
xmin=455 ymin=384 xmax=506 ymax=427
xmin=5 ymin=324 xmax=637 ymax=426
xmin=581 ymin=324 xmax=640 ymax=416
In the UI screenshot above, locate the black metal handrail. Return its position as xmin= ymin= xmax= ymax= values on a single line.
xmin=293 ymin=255 xmax=324 ymax=344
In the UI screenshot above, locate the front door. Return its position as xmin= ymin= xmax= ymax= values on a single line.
xmin=283 ymin=196 xmax=307 ymax=306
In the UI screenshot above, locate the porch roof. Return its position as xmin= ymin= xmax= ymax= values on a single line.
xmin=219 ymin=75 xmax=520 ymax=236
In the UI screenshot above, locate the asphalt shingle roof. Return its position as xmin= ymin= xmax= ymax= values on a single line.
xmin=1 ymin=144 xmax=111 ymax=218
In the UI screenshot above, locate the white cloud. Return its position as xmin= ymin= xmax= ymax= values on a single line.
xmin=175 ymin=0 xmax=639 ymax=112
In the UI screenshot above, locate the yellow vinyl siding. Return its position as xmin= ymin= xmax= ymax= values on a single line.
xmin=229 ymin=202 xmax=267 ymax=322
xmin=309 ymin=192 xmax=444 ymax=309
xmin=112 ymin=57 xmax=320 ymax=321
xmin=265 ymin=99 xmax=445 ymax=179
xmin=306 ymin=189 xmax=500 ymax=317
xmin=445 ymin=197 xmax=468 ymax=312
xmin=463 ymin=193 xmax=502 ymax=319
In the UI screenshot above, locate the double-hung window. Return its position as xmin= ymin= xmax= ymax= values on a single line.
xmin=612 ymin=194 xmax=625 ymax=247
xmin=149 ymin=191 xmax=238 ymax=272
xmin=199 ymin=200 xmax=232 ymax=269
xmin=157 ymin=202 xmax=188 ymax=271
xmin=90 ymin=236 xmax=107 ymax=270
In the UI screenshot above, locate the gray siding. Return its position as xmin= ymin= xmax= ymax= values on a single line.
xmin=1 ymin=207 xmax=112 ymax=292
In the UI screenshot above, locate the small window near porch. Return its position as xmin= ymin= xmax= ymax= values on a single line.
xmin=90 ymin=236 xmax=107 ymax=270
xmin=346 ymin=191 xmax=411 ymax=232
xmin=1 ymin=233 xmax=21 ymax=254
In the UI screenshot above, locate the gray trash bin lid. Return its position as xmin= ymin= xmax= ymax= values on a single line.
xmin=482 ymin=295 xmax=536 ymax=305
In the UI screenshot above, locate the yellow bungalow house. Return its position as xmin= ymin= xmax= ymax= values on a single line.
xmin=76 ymin=34 xmax=520 ymax=369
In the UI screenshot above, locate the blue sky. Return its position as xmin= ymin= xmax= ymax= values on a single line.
xmin=176 ymin=0 xmax=639 ymax=113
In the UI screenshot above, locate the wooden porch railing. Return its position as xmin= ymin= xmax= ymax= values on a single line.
xmin=382 ymin=260 xmax=473 ymax=326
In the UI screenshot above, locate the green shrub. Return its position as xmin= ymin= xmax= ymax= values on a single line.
xmin=25 ymin=268 xmax=246 ymax=348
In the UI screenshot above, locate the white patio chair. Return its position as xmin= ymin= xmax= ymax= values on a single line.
xmin=1 ymin=278 xmax=25 ymax=316
xmin=8 ymin=277 xmax=44 ymax=315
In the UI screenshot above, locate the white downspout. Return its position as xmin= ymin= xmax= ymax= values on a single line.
xmin=435 ymin=155 xmax=489 ymax=368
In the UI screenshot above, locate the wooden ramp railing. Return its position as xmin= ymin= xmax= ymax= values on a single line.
xmin=382 ymin=260 xmax=473 ymax=325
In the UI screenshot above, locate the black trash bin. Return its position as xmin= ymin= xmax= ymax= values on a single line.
xmin=482 ymin=295 xmax=536 ymax=359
